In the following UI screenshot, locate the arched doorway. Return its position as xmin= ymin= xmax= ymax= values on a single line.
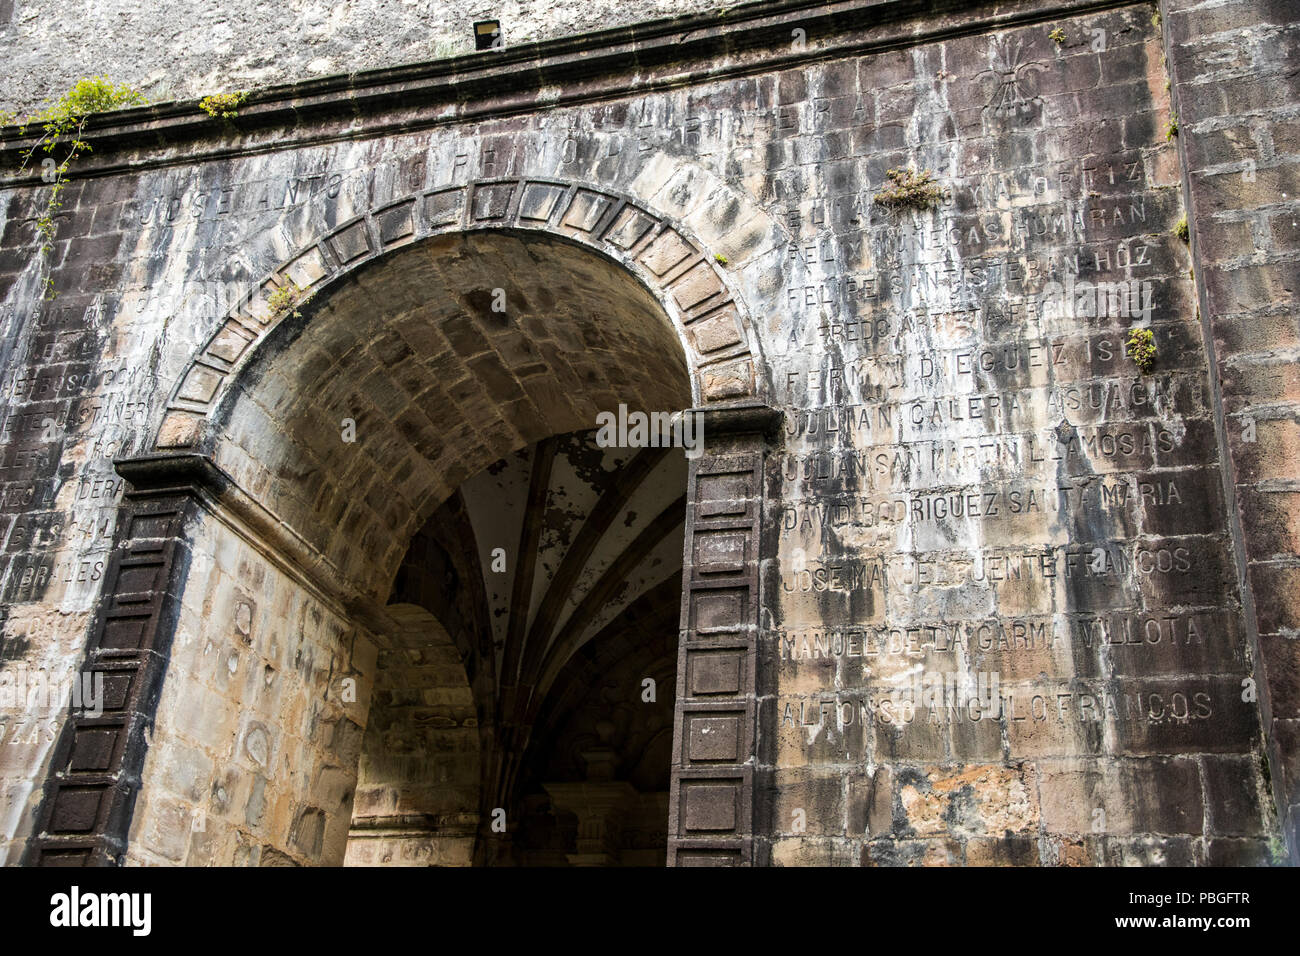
xmin=176 ymin=227 xmax=695 ymax=866
xmin=25 ymin=191 xmax=776 ymax=866
xmin=27 ymin=224 xmax=705 ymax=865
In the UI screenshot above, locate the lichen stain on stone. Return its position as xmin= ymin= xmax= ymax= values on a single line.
xmin=900 ymin=764 xmax=1039 ymax=838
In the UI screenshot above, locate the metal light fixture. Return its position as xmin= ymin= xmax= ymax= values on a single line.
xmin=474 ymin=20 xmax=502 ymax=51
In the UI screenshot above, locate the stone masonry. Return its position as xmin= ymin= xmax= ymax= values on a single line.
xmin=0 ymin=0 xmax=1297 ymax=866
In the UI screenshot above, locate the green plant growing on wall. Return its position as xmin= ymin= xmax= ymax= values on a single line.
xmin=874 ymin=166 xmax=947 ymax=212
xmin=16 ymin=77 xmax=146 ymax=299
xmin=1126 ymin=327 xmax=1158 ymax=373
xmin=1174 ymin=216 xmax=1189 ymax=243
xmin=267 ymin=275 xmax=311 ymax=320
xmin=713 ymin=253 xmax=728 ymax=266
xmin=1049 ymin=28 xmax=1066 ymax=45
xmin=1166 ymin=115 xmax=1179 ymax=140
xmin=199 ymin=91 xmax=249 ymax=119
xmin=1266 ymin=835 xmax=1288 ymax=865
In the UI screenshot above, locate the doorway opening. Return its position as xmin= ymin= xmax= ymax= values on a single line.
xmin=347 ymin=432 xmax=685 ymax=865
xmin=194 ymin=228 xmax=695 ymax=865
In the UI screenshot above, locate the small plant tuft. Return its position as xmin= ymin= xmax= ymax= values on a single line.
xmin=267 ymin=276 xmax=311 ymax=320
xmin=1049 ymin=28 xmax=1066 ymax=45
xmin=874 ymin=166 xmax=947 ymax=212
xmin=713 ymin=253 xmax=728 ymax=266
xmin=1266 ymin=834 xmax=1288 ymax=866
xmin=200 ymin=91 xmax=249 ymax=119
xmin=1126 ymin=327 xmax=1158 ymax=373
xmin=1174 ymin=216 xmax=1189 ymax=243
xmin=1165 ymin=115 xmax=1179 ymax=141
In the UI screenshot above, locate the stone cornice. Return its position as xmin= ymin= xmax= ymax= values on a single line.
xmin=114 ymin=454 xmax=400 ymax=645
xmin=690 ymin=401 xmax=785 ymax=441
xmin=0 ymin=0 xmax=1132 ymax=184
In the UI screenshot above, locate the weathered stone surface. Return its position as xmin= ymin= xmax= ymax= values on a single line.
xmin=0 ymin=0 xmax=1295 ymax=867
xmin=0 ymin=0 xmax=729 ymax=118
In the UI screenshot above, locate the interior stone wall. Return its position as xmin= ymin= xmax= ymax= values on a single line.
xmin=345 ymin=605 xmax=479 ymax=867
xmin=124 ymin=512 xmax=376 ymax=866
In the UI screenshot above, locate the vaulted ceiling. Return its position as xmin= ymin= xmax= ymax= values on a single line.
xmin=368 ymin=429 xmax=687 ymax=847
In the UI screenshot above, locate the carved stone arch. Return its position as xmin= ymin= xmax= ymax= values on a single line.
xmin=152 ymin=175 xmax=775 ymax=454
xmin=27 ymin=167 xmax=784 ymax=868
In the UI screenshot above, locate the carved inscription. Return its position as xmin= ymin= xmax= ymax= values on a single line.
xmin=767 ymin=10 xmax=1247 ymax=819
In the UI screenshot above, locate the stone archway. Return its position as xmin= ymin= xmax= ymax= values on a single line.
xmin=25 ymin=209 xmax=778 ymax=866
xmin=152 ymin=177 xmax=768 ymax=459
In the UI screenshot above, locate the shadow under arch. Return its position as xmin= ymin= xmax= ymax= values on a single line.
xmin=198 ymin=226 xmax=697 ymax=601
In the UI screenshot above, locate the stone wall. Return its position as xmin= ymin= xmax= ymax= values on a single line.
xmin=0 ymin=0 xmax=727 ymax=118
xmin=763 ymin=2 xmax=1271 ymax=866
xmin=124 ymin=510 xmax=376 ymax=866
xmin=1162 ymin=0 xmax=1300 ymax=865
xmin=344 ymin=605 xmax=478 ymax=867
xmin=0 ymin=0 xmax=1295 ymax=865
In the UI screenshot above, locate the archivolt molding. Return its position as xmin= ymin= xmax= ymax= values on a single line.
xmin=153 ymin=175 xmax=773 ymax=452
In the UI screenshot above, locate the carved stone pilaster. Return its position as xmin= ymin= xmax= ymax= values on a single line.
xmin=23 ymin=454 xmax=226 ymax=865
xmin=667 ymin=402 xmax=781 ymax=866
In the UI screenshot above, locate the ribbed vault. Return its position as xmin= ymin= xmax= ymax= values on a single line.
xmin=349 ymin=429 xmax=687 ymax=865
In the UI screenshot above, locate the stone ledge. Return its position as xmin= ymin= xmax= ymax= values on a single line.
xmin=0 ymin=0 xmax=1130 ymax=182
xmin=687 ymin=401 xmax=784 ymax=441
